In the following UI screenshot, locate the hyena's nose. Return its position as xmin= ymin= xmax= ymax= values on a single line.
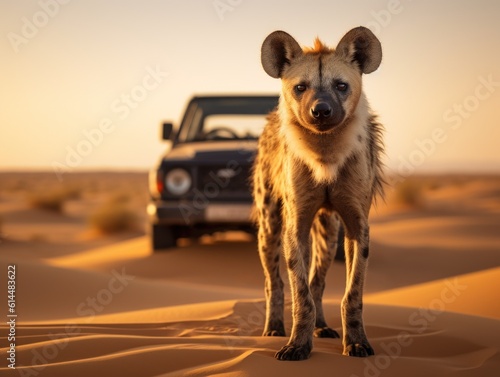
xmin=311 ymin=102 xmax=333 ymax=120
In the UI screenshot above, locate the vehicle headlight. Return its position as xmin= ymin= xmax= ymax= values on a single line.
xmin=165 ymin=168 xmax=191 ymax=195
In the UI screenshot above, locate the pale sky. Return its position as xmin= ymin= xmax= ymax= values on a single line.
xmin=1 ymin=0 xmax=499 ymax=176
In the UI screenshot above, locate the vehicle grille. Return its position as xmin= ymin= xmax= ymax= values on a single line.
xmin=197 ymin=164 xmax=252 ymax=197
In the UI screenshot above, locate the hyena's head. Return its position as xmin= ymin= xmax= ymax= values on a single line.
xmin=261 ymin=27 xmax=382 ymax=134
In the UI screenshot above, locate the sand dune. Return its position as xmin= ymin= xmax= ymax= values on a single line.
xmin=1 ymin=173 xmax=499 ymax=376
xmin=5 ymin=299 xmax=500 ymax=377
xmin=366 ymin=267 xmax=500 ymax=319
xmin=2 ymin=242 xmax=499 ymax=376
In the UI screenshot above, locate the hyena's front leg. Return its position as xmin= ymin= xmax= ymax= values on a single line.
xmin=341 ymin=218 xmax=374 ymax=357
xmin=257 ymin=196 xmax=285 ymax=337
xmin=309 ymin=210 xmax=340 ymax=339
xmin=276 ymin=206 xmax=316 ymax=361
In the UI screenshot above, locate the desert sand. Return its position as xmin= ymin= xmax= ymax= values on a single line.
xmin=0 ymin=172 xmax=499 ymax=376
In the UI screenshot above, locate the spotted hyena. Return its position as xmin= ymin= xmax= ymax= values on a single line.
xmin=252 ymin=27 xmax=384 ymax=361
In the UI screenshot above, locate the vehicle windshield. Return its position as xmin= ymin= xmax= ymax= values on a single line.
xmin=176 ymin=96 xmax=279 ymax=143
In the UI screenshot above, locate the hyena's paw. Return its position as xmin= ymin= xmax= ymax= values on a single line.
xmin=263 ymin=321 xmax=286 ymax=337
xmin=343 ymin=343 xmax=375 ymax=357
xmin=314 ymin=326 xmax=340 ymax=338
xmin=263 ymin=329 xmax=286 ymax=337
xmin=275 ymin=343 xmax=312 ymax=361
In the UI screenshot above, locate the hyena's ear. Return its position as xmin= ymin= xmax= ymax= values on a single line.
xmin=336 ymin=26 xmax=382 ymax=74
xmin=261 ymin=31 xmax=303 ymax=79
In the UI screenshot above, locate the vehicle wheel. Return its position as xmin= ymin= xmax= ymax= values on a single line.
xmin=334 ymin=226 xmax=345 ymax=262
xmin=151 ymin=224 xmax=177 ymax=251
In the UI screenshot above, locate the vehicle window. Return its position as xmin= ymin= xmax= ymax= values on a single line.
xmin=176 ymin=97 xmax=279 ymax=143
xmin=197 ymin=114 xmax=267 ymax=141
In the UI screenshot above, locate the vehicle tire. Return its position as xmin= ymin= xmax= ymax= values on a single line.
xmin=151 ymin=224 xmax=177 ymax=251
xmin=334 ymin=225 xmax=345 ymax=262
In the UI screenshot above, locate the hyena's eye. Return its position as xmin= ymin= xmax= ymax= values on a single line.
xmin=295 ymin=84 xmax=307 ymax=93
xmin=335 ymin=82 xmax=349 ymax=92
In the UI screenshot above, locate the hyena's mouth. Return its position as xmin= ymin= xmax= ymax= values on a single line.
xmin=312 ymin=120 xmax=342 ymax=133
xmin=304 ymin=116 xmax=345 ymax=134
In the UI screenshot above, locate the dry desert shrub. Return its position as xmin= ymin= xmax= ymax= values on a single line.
xmin=109 ymin=191 xmax=132 ymax=204
xmin=393 ymin=178 xmax=425 ymax=207
xmin=27 ymin=185 xmax=82 ymax=213
xmin=88 ymin=202 xmax=138 ymax=234
xmin=28 ymin=190 xmax=67 ymax=212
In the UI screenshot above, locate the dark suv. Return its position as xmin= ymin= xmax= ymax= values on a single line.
xmin=148 ymin=95 xmax=279 ymax=250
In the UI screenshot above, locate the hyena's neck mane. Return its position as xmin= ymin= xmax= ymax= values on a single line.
xmin=279 ymin=93 xmax=371 ymax=184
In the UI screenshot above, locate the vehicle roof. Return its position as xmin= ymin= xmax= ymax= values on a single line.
xmin=181 ymin=95 xmax=279 ymax=117
xmin=190 ymin=94 xmax=279 ymax=97
xmin=189 ymin=94 xmax=279 ymax=101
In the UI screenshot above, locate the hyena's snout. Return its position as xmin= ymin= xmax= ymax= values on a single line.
xmin=308 ymin=93 xmax=345 ymax=131
xmin=311 ymin=101 xmax=332 ymax=120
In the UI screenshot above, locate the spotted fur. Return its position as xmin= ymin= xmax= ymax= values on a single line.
xmin=253 ymin=27 xmax=384 ymax=361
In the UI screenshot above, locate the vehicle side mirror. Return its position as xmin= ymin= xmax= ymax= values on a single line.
xmin=162 ymin=122 xmax=174 ymax=140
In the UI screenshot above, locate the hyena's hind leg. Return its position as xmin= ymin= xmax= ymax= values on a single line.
xmin=309 ymin=210 xmax=341 ymax=339
xmin=256 ymin=192 xmax=285 ymax=337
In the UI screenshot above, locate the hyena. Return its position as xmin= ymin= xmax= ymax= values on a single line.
xmin=252 ymin=27 xmax=384 ymax=361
